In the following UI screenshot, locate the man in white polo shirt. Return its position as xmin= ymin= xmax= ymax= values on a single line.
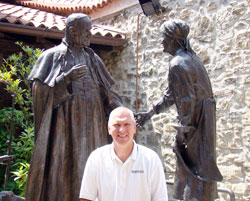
xmin=79 ymin=106 xmax=168 ymax=201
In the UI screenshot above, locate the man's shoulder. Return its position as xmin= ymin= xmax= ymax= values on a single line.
xmin=137 ymin=144 xmax=159 ymax=159
xmin=170 ymin=54 xmax=185 ymax=67
xmin=39 ymin=43 xmax=65 ymax=58
xmin=96 ymin=144 xmax=111 ymax=152
xmin=89 ymin=144 xmax=111 ymax=158
xmin=135 ymin=144 xmax=163 ymax=170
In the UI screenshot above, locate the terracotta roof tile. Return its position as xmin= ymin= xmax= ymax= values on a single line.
xmin=16 ymin=0 xmax=112 ymax=15
xmin=0 ymin=2 xmax=126 ymax=42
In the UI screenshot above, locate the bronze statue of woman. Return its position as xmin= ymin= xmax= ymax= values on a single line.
xmin=136 ymin=19 xmax=223 ymax=201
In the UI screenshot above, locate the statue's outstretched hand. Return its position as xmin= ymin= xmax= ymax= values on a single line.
xmin=135 ymin=110 xmax=154 ymax=128
xmin=64 ymin=64 xmax=88 ymax=84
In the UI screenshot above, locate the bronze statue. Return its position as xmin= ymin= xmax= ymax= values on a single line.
xmin=136 ymin=19 xmax=223 ymax=201
xmin=25 ymin=13 xmax=122 ymax=201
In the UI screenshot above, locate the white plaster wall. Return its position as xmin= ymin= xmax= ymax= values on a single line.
xmin=95 ymin=0 xmax=250 ymax=200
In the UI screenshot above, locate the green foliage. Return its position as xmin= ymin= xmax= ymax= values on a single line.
xmin=11 ymin=162 xmax=30 ymax=197
xmin=0 ymin=42 xmax=41 ymax=195
xmin=12 ymin=127 xmax=34 ymax=164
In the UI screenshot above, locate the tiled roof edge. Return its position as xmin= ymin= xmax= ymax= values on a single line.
xmin=16 ymin=0 xmax=113 ymax=15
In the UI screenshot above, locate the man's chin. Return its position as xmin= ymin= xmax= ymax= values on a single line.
xmin=83 ymin=41 xmax=90 ymax=47
xmin=77 ymin=42 xmax=90 ymax=48
xmin=116 ymin=137 xmax=130 ymax=144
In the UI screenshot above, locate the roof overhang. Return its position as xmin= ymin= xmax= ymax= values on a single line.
xmin=0 ymin=22 xmax=127 ymax=47
xmin=0 ymin=2 xmax=128 ymax=48
xmin=15 ymin=0 xmax=139 ymax=20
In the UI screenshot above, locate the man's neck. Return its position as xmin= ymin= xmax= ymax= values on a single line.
xmin=64 ymin=38 xmax=85 ymax=49
xmin=113 ymin=141 xmax=134 ymax=163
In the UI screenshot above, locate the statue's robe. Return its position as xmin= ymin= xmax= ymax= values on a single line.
xmin=25 ymin=41 xmax=122 ymax=201
xmin=154 ymin=49 xmax=223 ymax=201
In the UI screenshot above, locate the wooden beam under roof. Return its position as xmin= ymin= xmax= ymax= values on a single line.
xmin=0 ymin=22 xmax=127 ymax=47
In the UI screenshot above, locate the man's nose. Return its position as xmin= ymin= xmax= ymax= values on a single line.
xmin=87 ymin=31 xmax=91 ymax=37
xmin=119 ymin=126 xmax=125 ymax=132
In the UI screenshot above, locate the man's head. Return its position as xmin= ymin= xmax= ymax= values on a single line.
xmin=160 ymin=19 xmax=193 ymax=55
xmin=108 ymin=107 xmax=136 ymax=147
xmin=65 ymin=13 xmax=92 ymax=47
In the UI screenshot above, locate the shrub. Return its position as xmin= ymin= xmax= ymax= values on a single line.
xmin=0 ymin=42 xmax=41 ymax=195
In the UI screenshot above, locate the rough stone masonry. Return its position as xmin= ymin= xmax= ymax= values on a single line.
xmin=95 ymin=0 xmax=250 ymax=200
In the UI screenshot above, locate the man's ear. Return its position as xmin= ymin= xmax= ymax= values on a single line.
xmin=107 ymin=125 xmax=111 ymax=135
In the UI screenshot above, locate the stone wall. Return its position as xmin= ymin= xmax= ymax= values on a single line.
xmin=94 ymin=0 xmax=250 ymax=200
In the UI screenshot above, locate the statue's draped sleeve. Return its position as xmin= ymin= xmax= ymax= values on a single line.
xmin=32 ymin=80 xmax=51 ymax=141
xmin=168 ymin=63 xmax=196 ymax=127
xmin=154 ymin=61 xmax=196 ymax=129
xmin=90 ymin=49 xmax=123 ymax=114
xmin=153 ymin=66 xmax=175 ymax=114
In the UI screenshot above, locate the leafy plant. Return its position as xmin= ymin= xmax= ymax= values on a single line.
xmin=11 ymin=162 xmax=30 ymax=197
xmin=12 ymin=127 xmax=34 ymax=164
xmin=0 ymin=42 xmax=41 ymax=195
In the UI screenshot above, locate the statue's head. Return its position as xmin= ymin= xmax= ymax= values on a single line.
xmin=160 ymin=19 xmax=193 ymax=55
xmin=65 ymin=13 xmax=92 ymax=47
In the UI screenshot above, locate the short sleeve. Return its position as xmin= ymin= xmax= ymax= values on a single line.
xmin=79 ymin=152 xmax=98 ymax=200
xmin=150 ymin=153 xmax=168 ymax=201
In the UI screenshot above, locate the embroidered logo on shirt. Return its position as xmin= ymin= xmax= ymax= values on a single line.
xmin=131 ymin=170 xmax=144 ymax=173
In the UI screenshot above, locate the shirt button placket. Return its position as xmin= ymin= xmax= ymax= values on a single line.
xmin=120 ymin=165 xmax=125 ymax=189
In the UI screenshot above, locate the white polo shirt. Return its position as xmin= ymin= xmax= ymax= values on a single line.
xmin=79 ymin=141 xmax=168 ymax=201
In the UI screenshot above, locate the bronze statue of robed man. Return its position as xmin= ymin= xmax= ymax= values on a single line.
xmin=25 ymin=13 xmax=123 ymax=201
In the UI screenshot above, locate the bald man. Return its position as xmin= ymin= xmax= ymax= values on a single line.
xmin=79 ymin=107 xmax=168 ymax=201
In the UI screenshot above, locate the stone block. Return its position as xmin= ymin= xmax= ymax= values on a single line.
xmin=235 ymin=22 xmax=248 ymax=30
xmin=206 ymin=2 xmax=217 ymax=11
xmin=216 ymin=9 xmax=235 ymax=30
xmin=154 ymin=123 xmax=163 ymax=133
xmin=217 ymin=29 xmax=234 ymax=42
xmin=194 ymin=16 xmax=215 ymax=42
xmin=196 ymin=48 xmax=210 ymax=64
xmin=228 ymin=140 xmax=242 ymax=149
xmin=220 ymin=165 xmax=243 ymax=182
xmin=179 ymin=9 xmax=192 ymax=20
xmin=224 ymin=77 xmax=237 ymax=84
xmin=244 ymin=76 xmax=250 ymax=84
xmin=164 ymin=163 xmax=176 ymax=173
xmin=0 ymin=191 xmax=24 ymax=201
xmin=243 ymin=161 xmax=250 ymax=169
xmin=232 ymin=3 xmax=247 ymax=16
xmin=232 ymin=183 xmax=249 ymax=195
xmin=184 ymin=0 xmax=194 ymax=6
xmin=242 ymin=119 xmax=250 ymax=125
xmin=227 ymin=56 xmax=242 ymax=67
xmin=162 ymin=118 xmax=169 ymax=124
xmin=164 ymin=124 xmax=176 ymax=132
xmin=235 ymin=31 xmax=250 ymax=50
xmin=245 ymin=89 xmax=250 ymax=100
xmin=217 ymin=100 xmax=229 ymax=111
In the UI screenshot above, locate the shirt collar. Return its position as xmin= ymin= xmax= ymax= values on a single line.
xmin=111 ymin=140 xmax=138 ymax=162
xmin=130 ymin=140 xmax=138 ymax=160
